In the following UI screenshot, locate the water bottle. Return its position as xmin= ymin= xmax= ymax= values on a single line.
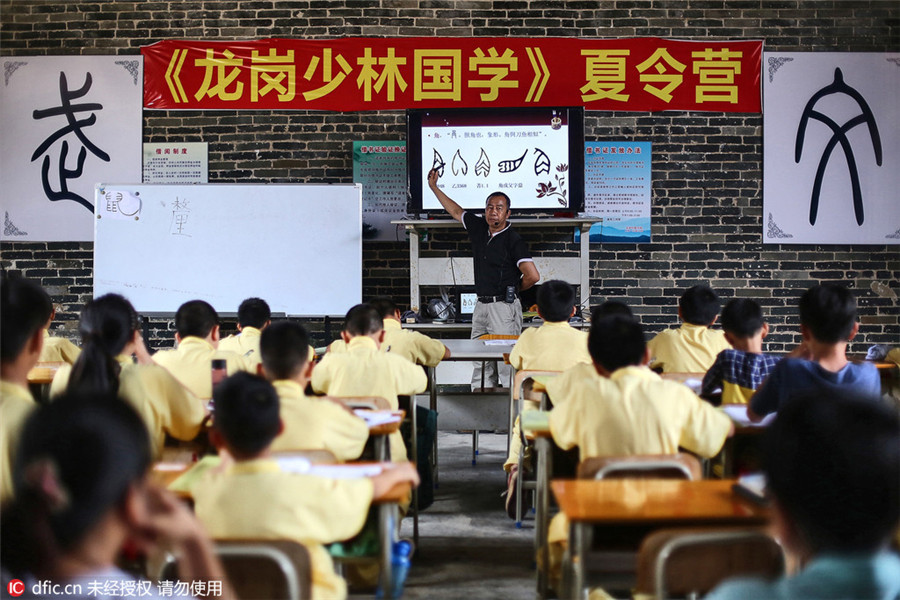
xmin=377 ymin=540 xmax=413 ymax=598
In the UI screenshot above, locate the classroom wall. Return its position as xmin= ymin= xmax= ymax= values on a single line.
xmin=1 ymin=0 xmax=898 ymax=351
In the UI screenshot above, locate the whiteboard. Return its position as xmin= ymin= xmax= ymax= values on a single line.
xmin=94 ymin=184 xmax=361 ymax=315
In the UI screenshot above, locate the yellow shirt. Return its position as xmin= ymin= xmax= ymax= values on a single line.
xmin=329 ymin=319 xmax=447 ymax=367
xmin=0 ymin=381 xmax=36 ymax=502
xmin=270 ymin=379 xmax=369 ymax=461
xmin=509 ymin=320 xmax=591 ymax=371
xmin=192 ymin=458 xmax=374 ymax=600
xmin=548 ymin=365 xmax=732 ymax=460
xmin=51 ymin=359 xmax=207 ymax=458
xmin=217 ymin=326 xmax=262 ymax=367
xmin=647 ymin=323 xmax=730 ymax=373
xmin=39 ymin=330 xmax=81 ymax=364
xmin=312 ymin=336 xmax=427 ymax=461
xmin=152 ymin=336 xmax=252 ymax=399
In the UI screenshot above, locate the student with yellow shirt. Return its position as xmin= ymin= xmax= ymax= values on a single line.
xmin=193 ymin=372 xmax=419 ymax=600
xmin=647 ymin=284 xmax=730 ymax=373
xmin=38 ymin=306 xmax=81 ymax=364
xmin=152 ymin=299 xmax=252 ymax=399
xmin=217 ymin=296 xmax=270 ymax=368
xmin=503 ymin=281 xmax=591 ymax=515
xmin=543 ymin=315 xmax=734 ymax=588
xmin=50 ymin=294 xmax=207 ymax=459
xmin=260 ymin=320 xmax=369 ymax=460
xmin=0 ymin=277 xmax=52 ymax=502
xmin=329 ymin=297 xmax=450 ymax=367
xmin=312 ymin=304 xmax=428 ymax=462
xmin=701 ymin=298 xmax=780 ymax=405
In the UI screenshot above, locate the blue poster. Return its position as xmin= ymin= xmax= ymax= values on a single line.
xmin=581 ymin=141 xmax=651 ymax=243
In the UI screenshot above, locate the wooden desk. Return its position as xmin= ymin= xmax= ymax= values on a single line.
xmin=27 ymin=361 xmax=65 ymax=402
xmin=552 ymin=479 xmax=770 ymax=599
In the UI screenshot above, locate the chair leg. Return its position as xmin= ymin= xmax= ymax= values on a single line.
xmin=472 ymin=430 xmax=479 ymax=466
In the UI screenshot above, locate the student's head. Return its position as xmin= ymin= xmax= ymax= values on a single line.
xmin=212 ymin=371 xmax=281 ymax=459
xmin=67 ymin=294 xmax=140 ymax=397
xmin=537 ymin=280 xmax=576 ymax=322
xmin=1 ymin=391 xmax=151 ymax=576
xmin=798 ymin=284 xmax=858 ymax=344
xmin=763 ymin=392 xmax=899 ymax=556
xmin=720 ymin=298 xmax=767 ymax=339
xmin=678 ymin=285 xmax=721 ymax=326
xmin=588 ymin=315 xmax=647 ymax=374
xmin=591 ymin=300 xmax=634 ymax=322
xmin=0 ymin=276 xmax=52 ymax=365
xmin=237 ymin=297 xmax=271 ymax=329
xmin=369 ymin=296 xmax=401 ymax=321
xmin=260 ymin=320 xmax=311 ymax=381
xmin=175 ymin=299 xmax=219 ymax=340
xmin=485 ymin=191 xmax=511 ymax=229
xmin=342 ymin=303 xmax=384 ymax=340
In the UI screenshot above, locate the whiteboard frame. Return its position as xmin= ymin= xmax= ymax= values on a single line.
xmin=93 ymin=183 xmax=362 ymax=316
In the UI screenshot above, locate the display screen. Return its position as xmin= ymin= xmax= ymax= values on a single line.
xmin=459 ymin=292 xmax=478 ymax=315
xmin=407 ymin=107 xmax=584 ymax=214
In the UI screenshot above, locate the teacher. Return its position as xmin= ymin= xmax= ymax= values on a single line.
xmin=428 ymin=168 xmax=540 ymax=389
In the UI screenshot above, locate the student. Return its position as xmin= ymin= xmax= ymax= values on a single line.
xmin=50 ymin=294 xmax=207 ymax=459
xmin=701 ymin=298 xmax=781 ymax=404
xmin=0 ymin=277 xmax=52 ymax=503
xmin=647 ymin=284 xmax=730 ymax=373
xmin=152 ymin=299 xmax=252 ymax=399
xmin=217 ymin=296 xmax=271 ymax=367
xmin=0 ymin=392 xmax=232 ymax=599
xmin=329 ymin=296 xmax=450 ymax=367
xmin=192 ymin=372 xmax=419 ymax=600
xmin=750 ymin=283 xmax=881 ymax=421
xmin=707 ymin=391 xmax=900 ymax=599
xmin=502 ymin=281 xmax=591 ymax=515
xmin=312 ymin=304 xmax=428 ymax=462
xmin=38 ymin=306 xmax=81 ymax=364
xmin=544 ymin=315 xmax=734 ymax=586
xmin=260 ymin=320 xmax=369 ymax=460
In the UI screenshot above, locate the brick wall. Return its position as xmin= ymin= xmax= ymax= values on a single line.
xmin=1 ymin=1 xmax=898 ymax=352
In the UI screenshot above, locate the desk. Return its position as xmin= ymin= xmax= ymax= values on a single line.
xmin=427 ymin=338 xmax=518 ymax=482
xmin=27 ymin=361 xmax=64 ymax=402
xmin=552 ymin=479 xmax=770 ymax=599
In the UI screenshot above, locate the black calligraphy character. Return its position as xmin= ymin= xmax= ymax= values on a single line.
xmin=795 ymin=68 xmax=882 ymax=226
xmin=31 ymin=72 xmax=110 ymax=213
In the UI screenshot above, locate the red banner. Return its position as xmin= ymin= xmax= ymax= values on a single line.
xmin=142 ymin=37 xmax=762 ymax=113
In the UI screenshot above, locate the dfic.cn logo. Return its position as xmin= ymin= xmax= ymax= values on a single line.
xmin=7 ymin=579 xmax=25 ymax=597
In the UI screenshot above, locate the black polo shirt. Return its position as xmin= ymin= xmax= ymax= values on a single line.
xmin=462 ymin=211 xmax=533 ymax=297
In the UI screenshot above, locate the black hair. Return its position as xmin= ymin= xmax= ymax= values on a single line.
xmin=486 ymin=191 xmax=510 ymax=210
xmin=762 ymin=392 xmax=899 ymax=554
xmin=1 ymin=392 xmax=151 ymax=577
xmin=0 ymin=277 xmax=53 ymax=363
xmin=260 ymin=320 xmax=310 ymax=380
xmin=67 ymin=294 xmax=139 ymax=397
xmin=213 ymin=371 xmax=281 ymax=457
xmin=175 ymin=299 xmax=219 ymax=339
xmin=720 ymin=298 xmax=765 ymax=339
xmin=237 ymin=297 xmax=271 ymax=329
xmin=537 ymin=280 xmax=576 ymax=322
xmin=343 ymin=303 xmax=383 ymax=337
xmin=798 ymin=284 xmax=857 ymax=344
xmin=591 ymin=300 xmax=634 ymax=321
xmin=369 ymin=297 xmax=399 ymax=320
xmin=588 ymin=315 xmax=646 ymax=372
xmin=678 ymin=285 xmax=721 ymax=326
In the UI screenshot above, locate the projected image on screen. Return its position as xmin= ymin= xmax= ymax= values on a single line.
xmin=416 ymin=108 xmax=577 ymax=211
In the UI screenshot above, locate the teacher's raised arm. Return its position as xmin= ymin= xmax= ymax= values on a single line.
xmin=427 ymin=168 xmax=464 ymax=222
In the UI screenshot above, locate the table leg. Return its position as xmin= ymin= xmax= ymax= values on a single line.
xmin=410 ymin=393 xmax=419 ymax=545
xmin=535 ymin=435 xmax=550 ymax=599
xmin=571 ymin=522 xmax=586 ymax=600
xmin=428 ymin=366 xmax=439 ymax=488
xmin=379 ymin=502 xmax=397 ymax=599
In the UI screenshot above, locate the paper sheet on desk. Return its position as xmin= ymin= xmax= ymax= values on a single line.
xmin=483 ymin=339 xmax=514 ymax=346
xmin=722 ymin=405 xmax=776 ymax=427
xmin=277 ymin=456 xmax=312 ymax=474
xmin=308 ymin=464 xmax=385 ymax=479
xmin=353 ymin=409 xmax=402 ymax=426
xmin=682 ymin=378 xmax=703 ymax=393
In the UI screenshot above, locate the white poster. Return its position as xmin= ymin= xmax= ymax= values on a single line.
xmin=1 ymin=56 xmax=143 ymax=241
xmin=143 ymin=142 xmax=208 ymax=184
xmin=763 ymin=52 xmax=900 ymax=244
